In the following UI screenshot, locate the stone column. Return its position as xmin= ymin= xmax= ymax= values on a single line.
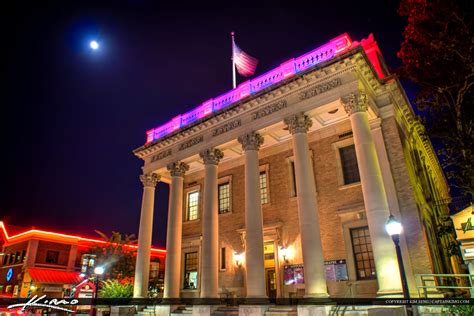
xmin=163 ymin=161 xmax=189 ymax=298
xmin=341 ymin=91 xmax=403 ymax=295
xmin=284 ymin=113 xmax=328 ymax=297
xmin=238 ymin=132 xmax=267 ymax=298
xmin=133 ymin=173 xmax=160 ymax=298
xmin=199 ymin=148 xmax=224 ymax=298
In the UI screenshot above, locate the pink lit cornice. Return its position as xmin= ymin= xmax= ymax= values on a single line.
xmin=145 ymin=33 xmax=384 ymax=144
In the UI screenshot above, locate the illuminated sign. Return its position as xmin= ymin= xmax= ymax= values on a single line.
xmin=6 ymin=268 xmax=13 ymax=282
xmin=451 ymin=206 xmax=474 ymax=241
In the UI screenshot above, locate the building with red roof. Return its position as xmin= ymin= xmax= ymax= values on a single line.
xmin=0 ymin=221 xmax=166 ymax=298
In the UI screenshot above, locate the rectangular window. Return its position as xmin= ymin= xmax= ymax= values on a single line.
xmin=290 ymin=160 xmax=297 ymax=197
xmin=21 ymin=250 xmax=26 ymax=263
xmin=4 ymin=254 xmax=10 ymax=265
xmin=260 ymin=171 xmax=269 ymax=204
xmin=45 ymin=250 xmax=59 ymax=264
xmin=187 ymin=191 xmax=199 ymax=221
xmin=350 ymin=227 xmax=376 ymax=280
xmin=15 ymin=252 xmax=20 ymax=264
xmin=218 ymin=183 xmax=231 ymax=214
xmin=81 ymin=254 xmax=96 ymax=274
xmin=340 ymin=145 xmax=360 ymax=185
xmin=184 ymin=252 xmax=198 ymax=289
xmin=220 ymin=247 xmax=226 ymax=270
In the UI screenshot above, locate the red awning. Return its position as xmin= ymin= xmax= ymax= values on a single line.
xmin=28 ymin=268 xmax=83 ymax=284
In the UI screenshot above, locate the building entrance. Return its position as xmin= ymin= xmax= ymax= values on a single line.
xmin=264 ymin=242 xmax=277 ymax=298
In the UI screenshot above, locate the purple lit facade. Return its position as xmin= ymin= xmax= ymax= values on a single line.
xmin=145 ymin=33 xmax=384 ymax=144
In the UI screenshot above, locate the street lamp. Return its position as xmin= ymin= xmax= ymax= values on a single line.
xmin=385 ymin=215 xmax=412 ymax=315
xmin=92 ymin=266 xmax=104 ymax=316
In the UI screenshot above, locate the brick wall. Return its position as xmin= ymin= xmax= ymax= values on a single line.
xmin=178 ymin=117 xmax=440 ymax=298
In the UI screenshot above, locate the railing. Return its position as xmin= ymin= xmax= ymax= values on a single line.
xmin=144 ymin=33 xmax=354 ymax=144
xmin=416 ymin=274 xmax=474 ymax=298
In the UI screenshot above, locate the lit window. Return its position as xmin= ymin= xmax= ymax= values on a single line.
xmin=340 ymin=145 xmax=360 ymax=185
xmin=184 ymin=252 xmax=198 ymax=289
xmin=81 ymin=254 xmax=96 ymax=275
xmin=350 ymin=227 xmax=376 ymax=280
xmin=220 ymin=247 xmax=226 ymax=271
xmin=187 ymin=191 xmax=199 ymax=221
xmin=260 ymin=171 xmax=269 ymax=204
xmin=150 ymin=262 xmax=160 ymax=279
xmin=218 ymin=183 xmax=230 ymax=214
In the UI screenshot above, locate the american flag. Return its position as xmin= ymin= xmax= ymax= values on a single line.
xmin=233 ymin=42 xmax=258 ymax=77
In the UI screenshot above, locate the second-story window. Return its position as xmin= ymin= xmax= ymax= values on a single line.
xmin=45 ymin=250 xmax=59 ymax=264
xmin=187 ymin=191 xmax=199 ymax=221
xmin=339 ymin=145 xmax=360 ymax=185
xmin=218 ymin=183 xmax=230 ymax=214
xmin=260 ymin=171 xmax=269 ymax=204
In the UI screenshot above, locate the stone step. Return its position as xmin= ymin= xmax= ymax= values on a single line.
xmin=266 ymin=306 xmax=298 ymax=316
xmin=212 ymin=306 xmax=240 ymax=316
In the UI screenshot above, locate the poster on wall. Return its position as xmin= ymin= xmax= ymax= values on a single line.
xmin=324 ymin=259 xmax=348 ymax=281
xmin=284 ymin=264 xmax=304 ymax=285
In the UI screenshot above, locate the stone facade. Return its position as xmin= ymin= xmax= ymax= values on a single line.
xmin=132 ymin=38 xmax=454 ymax=303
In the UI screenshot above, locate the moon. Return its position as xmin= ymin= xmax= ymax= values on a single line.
xmin=89 ymin=40 xmax=99 ymax=50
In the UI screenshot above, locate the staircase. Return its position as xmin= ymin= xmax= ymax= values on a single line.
xmin=265 ymin=306 xmax=297 ymax=316
xmin=137 ymin=305 xmax=193 ymax=316
xmin=171 ymin=306 xmax=193 ymax=315
xmin=328 ymin=305 xmax=370 ymax=315
xmin=211 ymin=306 xmax=239 ymax=316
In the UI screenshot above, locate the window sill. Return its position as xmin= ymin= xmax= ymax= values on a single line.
xmin=183 ymin=219 xmax=200 ymax=224
xmin=218 ymin=211 xmax=233 ymax=217
xmin=181 ymin=289 xmax=199 ymax=292
xmin=338 ymin=182 xmax=361 ymax=190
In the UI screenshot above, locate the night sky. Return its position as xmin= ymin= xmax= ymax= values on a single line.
xmin=1 ymin=1 xmax=406 ymax=248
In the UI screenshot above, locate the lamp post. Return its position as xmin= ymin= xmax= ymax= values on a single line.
xmin=385 ymin=215 xmax=412 ymax=315
xmin=92 ymin=266 xmax=104 ymax=316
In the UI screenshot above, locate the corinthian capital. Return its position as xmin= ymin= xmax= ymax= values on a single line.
xmin=341 ymin=91 xmax=369 ymax=115
xmin=167 ymin=161 xmax=189 ymax=177
xmin=284 ymin=112 xmax=313 ymax=134
xmin=140 ymin=173 xmax=160 ymax=188
xmin=238 ymin=132 xmax=264 ymax=151
xmin=199 ymin=148 xmax=224 ymax=165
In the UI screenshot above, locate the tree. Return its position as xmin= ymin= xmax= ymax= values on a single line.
xmin=397 ymin=0 xmax=474 ymax=195
xmin=90 ymin=231 xmax=137 ymax=280
xmin=98 ymin=279 xmax=134 ymax=298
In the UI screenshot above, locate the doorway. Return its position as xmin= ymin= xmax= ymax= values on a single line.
xmin=264 ymin=242 xmax=277 ymax=298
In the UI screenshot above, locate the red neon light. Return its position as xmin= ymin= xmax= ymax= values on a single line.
xmin=0 ymin=221 xmax=166 ymax=254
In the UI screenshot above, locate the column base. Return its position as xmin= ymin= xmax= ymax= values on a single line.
xmin=239 ymin=305 xmax=269 ymax=316
xmin=376 ymin=290 xmax=404 ymax=298
xmin=304 ymin=293 xmax=330 ymax=298
xmin=297 ymin=305 xmax=330 ymax=316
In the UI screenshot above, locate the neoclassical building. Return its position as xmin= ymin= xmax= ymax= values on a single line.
xmin=131 ymin=33 xmax=455 ymax=305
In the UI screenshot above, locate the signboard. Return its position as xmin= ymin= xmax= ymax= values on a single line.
xmin=324 ymin=259 xmax=348 ymax=281
xmin=451 ymin=205 xmax=474 ymax=242
xmin=283 ymin=264 xmax=304 ymax=285
xmin=6 ymin=268 xmax=13 ymax=282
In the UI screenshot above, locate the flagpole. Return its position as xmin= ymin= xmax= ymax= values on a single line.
xmin=231 ymin=31 xmax=236 ymax=89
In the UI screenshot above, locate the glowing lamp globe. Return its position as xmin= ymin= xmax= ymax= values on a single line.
xmin=385 ymin=215 xmax=402 ymax=236
xmin=90 ymin=40 xmax=99 ymax=50
xmin=94 ymin=266 xmax=105 ymax=275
